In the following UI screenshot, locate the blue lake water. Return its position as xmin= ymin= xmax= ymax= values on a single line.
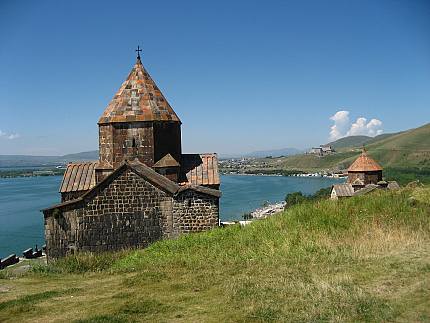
xmin=0 ymin=175 xmax=343 ymax=258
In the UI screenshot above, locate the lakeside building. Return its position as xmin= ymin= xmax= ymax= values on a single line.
xmin=331 ymin=149 xmax=399 ymax=200
xmin=42 ymin=51 xmax=221 ymax=259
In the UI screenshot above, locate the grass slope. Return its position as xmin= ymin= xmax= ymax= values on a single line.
xmin=1 ymin=187 xmax=430 ymax=322
xmin=327 ymin=133 xmax=398 ymax=150
xmin=328 ymin=135 xmax=372 ymax=149
xmin=269 ymin=123 xmax=430 ymax=182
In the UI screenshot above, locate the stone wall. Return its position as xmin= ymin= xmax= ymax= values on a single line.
xmin=45 ymin=169 xmax=173 ymax=258
xmin=153 ymin=121 xmax=182 ymax=164
xmin=44 ymin=208 xmax=82 ymax=259
xmin=98 ymin=124 xmax=114 ymax=166
xmin=172 ymin=189 xmax=219 ymax=235
xmin=44 ymin=168 xmax=220 ymax=259
xmin=348 ymin=171 xmax=382 ymax=185
xmin=99 ymin=122 xmax=155 ymax=168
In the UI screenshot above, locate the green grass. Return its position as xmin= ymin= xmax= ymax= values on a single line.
xmin=0 ymin=289 xmax=80 ymax=315
xmin=1 ymin=187 xmax=430 ymax=322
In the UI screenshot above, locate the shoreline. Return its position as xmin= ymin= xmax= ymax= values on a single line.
xmin=0 ymin=173 xmax=64 ymax=179
xmin=220 ymin=172 xmax=347 ymax=179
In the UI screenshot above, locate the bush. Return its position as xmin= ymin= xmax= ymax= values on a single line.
xmin=285 ymin=192 xmax=308 ymax=207
xmin=285 ymin=187 xmax=332 ymax=207
xmin=311 ymin=187 xmax=332 ymax=199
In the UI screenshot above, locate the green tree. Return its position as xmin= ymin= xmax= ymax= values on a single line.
xmin=242 ymin=212 xmax=253 ymax=220
xmin=285 ymin=192 xmax=308 ymax=207
xmin=310 ymin=187 xmax=332 ymax=200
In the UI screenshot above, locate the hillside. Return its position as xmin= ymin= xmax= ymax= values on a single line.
xmin=267 ymin=123 xmax=430 ymax=180
xmin=1 ymin=187 xmax=429 ymax=322
xmin=0 ymin=151 xmax=98 ymax=168
xmin=61 ymin=150 xmax=98 ymax=161
xmin=328 ymin=135 xmax=372 ymax=149
xmin=327 ymin=133 xmax=397 ymax=150
xmin=244 ymin=147 xmax=302 ymax=158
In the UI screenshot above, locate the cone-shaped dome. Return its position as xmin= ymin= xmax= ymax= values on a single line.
xmin=99 ymin=58 xmax=181 ymax=124
xmin=348 ymin=150 xmax=382 ymax=172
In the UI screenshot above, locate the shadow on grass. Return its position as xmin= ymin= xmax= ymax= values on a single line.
xmin=75 ymin=299 xmax=177 ymax=323
xmin=0 ymin=288 xmax=81 ymax=315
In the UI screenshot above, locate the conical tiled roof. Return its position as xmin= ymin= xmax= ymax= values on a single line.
xmin=348 ymin=150 xmax=383 ymax=172
xmin=99 ymin=58 xmax=181 ymax=124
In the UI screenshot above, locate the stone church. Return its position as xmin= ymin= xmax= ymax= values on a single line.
xmin=42 ymin=52 xmax=221 ymax=259
xmin=330 ymin=149 xmax=399 ymax=199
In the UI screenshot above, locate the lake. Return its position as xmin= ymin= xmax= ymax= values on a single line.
xmin=0 ymin=175 xmax=343 ymax=258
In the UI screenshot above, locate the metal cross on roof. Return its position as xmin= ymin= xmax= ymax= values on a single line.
xmin=135 ymin=46 xmax=142 ymax=59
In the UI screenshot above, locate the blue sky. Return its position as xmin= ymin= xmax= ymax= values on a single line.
xmin=0 ymin=0 xmax=429 ymax=155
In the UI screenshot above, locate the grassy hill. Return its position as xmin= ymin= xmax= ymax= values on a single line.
xmin=265 ymin=123 xmax=430 ymax=183
xmin=1 ymin=187 xmax=430 ymax=322
xmin=327 ymin=133 xmax=398 ymax=150
xmin=328 ymin=135 xmax=373 ymax=149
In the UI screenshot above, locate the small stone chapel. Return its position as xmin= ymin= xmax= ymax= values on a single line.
xmin=42 ymin=50 xmax=221 ymax=259
xmin=330 ymin=149 xmax=399 ymax=199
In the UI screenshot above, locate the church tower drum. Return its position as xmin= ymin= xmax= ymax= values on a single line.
xmin=96 ymin=52 xmax=182 ymax=181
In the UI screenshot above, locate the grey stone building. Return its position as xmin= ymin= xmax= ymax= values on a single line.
xmin=330 ymin=149 xmax=399 ymax=200
xmin=42 ymin=52 xmax=221 ymax=259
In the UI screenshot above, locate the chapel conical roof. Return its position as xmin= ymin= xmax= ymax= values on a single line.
xmin=348 ymin=149 xmax=383 ymax=172
xmin=98 ymin=57 xmax=181 ymax=124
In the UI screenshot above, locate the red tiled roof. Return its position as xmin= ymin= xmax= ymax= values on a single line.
xmin=348 ymin=151 xmax=383 ymax=172
xmin=180 ymin=153 xmax=220 ymax=186
xmin=60 ymin=162 xmax=97 ymax=193
xmin=98 ymin=58 xmax=180 ymax=124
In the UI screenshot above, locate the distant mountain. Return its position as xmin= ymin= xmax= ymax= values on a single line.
xmin=327 ymin=133 xmax=399 ymax=150
xmin=220 ymin=147 xmax=302 ymax=159
xmin=244 ymin=148 xmax=302 ymax=158
xmin=327 ymin=136 xmax=372 ymax=149
xmin=62 ymin=150 xmax=99 ymax=161
xmin=0 ymin=150 xmax=99 ymax=168
xmin=1 ymin=147 xmax=302 ymax=167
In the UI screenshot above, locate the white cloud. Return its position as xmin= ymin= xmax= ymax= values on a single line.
xmin=0 ymin=129 xmax=20 ymax=140
xmin=346 ymin=117 xmax=383 ymax=137
xmin=329 ymin=111 xmax=383 ymax=141
xmin=7 ymin=133 xmax=20 ymax=140
xmin=329 ymin=110 xmax=350 ymax=141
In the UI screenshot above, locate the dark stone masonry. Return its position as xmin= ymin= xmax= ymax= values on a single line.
xmin=43 ymin=54 xmax=221 ymax=259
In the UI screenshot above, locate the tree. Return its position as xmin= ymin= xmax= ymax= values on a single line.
xmin=285 ymin=192 xmax=308 ymax=207
xmin=310 ymin=187 xmax=332 ymax=200
xmin=242 ymin=212 xmax=253 ymax=220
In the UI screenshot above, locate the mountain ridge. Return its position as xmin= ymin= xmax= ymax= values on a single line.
xmin=326 ymin=133 xmax=400 ymax=150
xmin=0 ymin=151 xmax=99 ymax=168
